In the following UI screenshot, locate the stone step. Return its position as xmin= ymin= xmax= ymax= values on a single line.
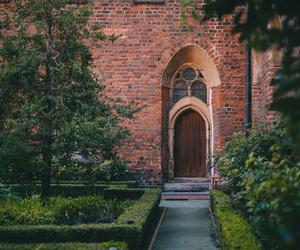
xmin=168 ymin=177 xmax=210 ymax=183
xmin=163 ymin=182 xmax=211 ymax=192
xmin=161 ymin=191 xmax=209 ymax=201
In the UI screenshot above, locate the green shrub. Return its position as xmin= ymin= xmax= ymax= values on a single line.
xmin=216 ymin=122 xmax=300 ymax=249
xmin=52 ymin=155 xmax=133 ymax=183
xmin=0 ymin=189 xmax=161 ymax=250
xmin=0 ymin=196 xmax=132 ymax=226
xmin=0 ymin=241 xmax=128 ymax=250
xmin=215 ymin=125 xmax=280 ymax=210
xmin=97 ymin=156 xmax=133 ymax=182
xmin=210 ymin=190 xmax=263 ymax=250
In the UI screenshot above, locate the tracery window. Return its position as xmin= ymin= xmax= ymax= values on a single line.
xmin=172 ymin=66 xmax=207 ymax=103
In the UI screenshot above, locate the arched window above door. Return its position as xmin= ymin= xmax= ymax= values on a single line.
xmin=173 ymin=80 xmax=188 ymax=103
xmin=192 ymin=81 xmax=207 ymax=103
xmin=172 ymin=66 xmax=207 ymax=104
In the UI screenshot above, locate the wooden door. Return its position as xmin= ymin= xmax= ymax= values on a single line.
xmin=174 ymin=110 xmax=206 ymax=177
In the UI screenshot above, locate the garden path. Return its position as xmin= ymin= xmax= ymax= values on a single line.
xmin=152 ymin=200 xmax=219 ymax=250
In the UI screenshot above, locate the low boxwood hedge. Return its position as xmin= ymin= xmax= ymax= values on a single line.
xmin=103 ymin=187 xmax=145 ymax=200
xmin=49 ymin=181 xmax=138 ymax=188
xmin=0 ymin=189 xmax=161 ymax=250
xmin=210 ymin=190 xmax=263 ymax=250
xmin=8 ymin=181 xmax=138 ymax=198
xmin=10 ymin=184 xmax=109 ymax=198
xmin=11 ymin=183 xmax=109 ymax=197
xmin=0 ymin=241 xmax=128 ymax=250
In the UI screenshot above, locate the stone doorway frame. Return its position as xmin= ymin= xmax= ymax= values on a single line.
xmin=168 ymin=96 xmax=211 ymax=179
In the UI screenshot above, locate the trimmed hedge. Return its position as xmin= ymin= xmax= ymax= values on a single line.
xmin=10 ymin=184 xmax=109 ymax=198
xmin=103 ymin=187 xmax=145 ymax=200
xmin=47 ymin=181 xmax=137 ymax=188
xmin=210 ymin=190 xmax=263 ymax=250
xmin=0 ymin=189 xmax=161 ymax=250
xmin=0 ymin=241 xmax=128 ymax=250
xmin=8 ymin=181 xmax=138 ymax=198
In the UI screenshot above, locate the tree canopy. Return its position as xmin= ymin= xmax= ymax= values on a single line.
xmin=0 ymin=0 xmax=139 ymax=199
xmin=204 ymin=0 xmax=300 ymax=151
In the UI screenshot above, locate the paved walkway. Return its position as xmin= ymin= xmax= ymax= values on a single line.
xmin=153 ymin=200 xmax=219 ymax=250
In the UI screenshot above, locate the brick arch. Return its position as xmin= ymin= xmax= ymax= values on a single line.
xmin=160 ymin=39 xmax=223 ymax=179
xmin=159 ymin=38 xmax=222 ymax=88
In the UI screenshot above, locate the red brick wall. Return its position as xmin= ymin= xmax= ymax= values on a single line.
xmin=252 ymin=50 xmax=280 ymax=128
xmin=1 ymin=0 xmax=279 ymax=185
xmin=89 ymin=0 xmax=247 ymax=184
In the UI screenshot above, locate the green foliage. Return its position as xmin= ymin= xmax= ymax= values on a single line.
xmin=0 ymin=189 xmax=161 ymax=250
xmin=0 ymin=196 xmax=55 ymax=226
xmin=97 ymin=156 xmax=133 ymax=183
xmin=52 ymin=155 xmax=133 ymax=184
xmin=0 ymin=0 xmax=139 ymax=199
xmin=0 ymin=241 xmax=128 ymax=250
xmin=96 ymin=241 xmax=128 ymax=250
xmin=215 ymin=122 xmax=291 ymax=210
xmin=0 ymin=195 xmax=132 ymax=226
xmin=216 ymin=123 xmax=300 ymax=249
xmin=51 ymin=196 xmax=132 ymax=225
xmin=210 ymin=190 xmax=263 ymax=250
xmin=180 ymin=0 xmax=200 ymax=31
xmin=0 ymin=134 xmax=37 ymax=184
xmin=202 ymin=0 xmax=300 ymax=152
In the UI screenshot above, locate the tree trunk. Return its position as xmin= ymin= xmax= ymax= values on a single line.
xmin=41 ymin=5 xmax=54 ymax=203
xmin=41 ymin=150 xmax=52 ymax=202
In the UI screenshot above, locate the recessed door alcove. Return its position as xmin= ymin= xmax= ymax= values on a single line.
xmin=161 ymin=44 xmax=220 ymax=179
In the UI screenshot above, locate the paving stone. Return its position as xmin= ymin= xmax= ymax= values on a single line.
xmin=153 ymin=200 xmax=219 ymax=250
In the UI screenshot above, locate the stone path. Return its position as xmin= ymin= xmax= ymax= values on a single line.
xmin=152 ymin=200 xmax=219 ymax=250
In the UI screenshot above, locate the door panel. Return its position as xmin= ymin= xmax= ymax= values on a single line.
xmin=174 ymin=110 xmax=206 ymax=177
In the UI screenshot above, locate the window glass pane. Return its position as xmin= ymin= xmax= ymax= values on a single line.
xmin=192 ymin=81 xmax=207 ymax=103
xmin=173 ymin=80 xmax=188 ymax=103
xmin=182 ymin=67 xmax=196 ymax=81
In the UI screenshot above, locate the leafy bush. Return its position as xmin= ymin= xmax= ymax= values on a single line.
xmin=215 ymin=124 xmax=282 ymax=210
xmin=216 ymin=122 xmax=300 ymax=249
xmin=52 ymin=155 xmax=133 ymax=183
xmin=0 ymin=196 xmax=132 ymax=226
xmin=210 ymin=190 xmax=263 ymax=250
xmin=0 ymin=241 xmax=128 ymax=250
xmin=97 ymin=156 xmax=133 ymax=182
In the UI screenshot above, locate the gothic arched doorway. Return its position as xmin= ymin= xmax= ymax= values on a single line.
xmin=174 ymin=109 xmax=206 ymax=177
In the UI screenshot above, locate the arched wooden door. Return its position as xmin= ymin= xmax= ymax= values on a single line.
xmin=174 ymin=110 xmax=206 ymax=177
